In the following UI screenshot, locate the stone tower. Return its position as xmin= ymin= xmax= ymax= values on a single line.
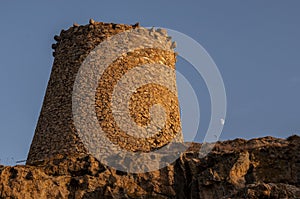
xmin=27 ymin=20 xmax=182 ymax=165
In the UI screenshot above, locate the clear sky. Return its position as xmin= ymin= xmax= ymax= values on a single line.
xmin=0 ymin=1 xmax=299 ymax=165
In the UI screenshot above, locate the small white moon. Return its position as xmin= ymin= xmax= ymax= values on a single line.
xmin=220 ymin=118 xmax=225 ymax=125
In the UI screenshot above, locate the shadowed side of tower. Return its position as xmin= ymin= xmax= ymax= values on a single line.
xmin=26 ymin=20 xmax=182 ymax=165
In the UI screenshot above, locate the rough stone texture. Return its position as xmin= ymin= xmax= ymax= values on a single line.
xmin=1 ymin=135 xmax=299 ymax=198
xmin=27 ymin=21 xmax=182 ymax=164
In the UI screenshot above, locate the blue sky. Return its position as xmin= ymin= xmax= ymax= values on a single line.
xmin=0 ymin=1 xmax=299 ymax=165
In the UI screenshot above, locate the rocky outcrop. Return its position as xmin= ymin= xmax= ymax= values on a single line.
xmin=1 ymin=135 xmax=299 ymax=198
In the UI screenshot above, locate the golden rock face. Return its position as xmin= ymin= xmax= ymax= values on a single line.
xmin=27 ymin=21 xmax=182 ymax=165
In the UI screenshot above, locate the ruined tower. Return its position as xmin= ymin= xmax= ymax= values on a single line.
xmin=27 ymin=20 xmax=182 ymax=165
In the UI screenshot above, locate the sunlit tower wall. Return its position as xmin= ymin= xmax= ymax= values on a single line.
xmin=27 ymin=20 xmax=182 ymax=165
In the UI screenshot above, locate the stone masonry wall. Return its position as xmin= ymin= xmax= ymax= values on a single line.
xmin=27 ymin=20 xmax=182 ymax=164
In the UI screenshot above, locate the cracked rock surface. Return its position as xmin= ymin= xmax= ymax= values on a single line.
xmin=0 ymin=135 xmax=299 ymax=198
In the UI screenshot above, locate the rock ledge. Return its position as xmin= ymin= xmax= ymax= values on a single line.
xmin=0 ymin=135 xmax=299 ymax=198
